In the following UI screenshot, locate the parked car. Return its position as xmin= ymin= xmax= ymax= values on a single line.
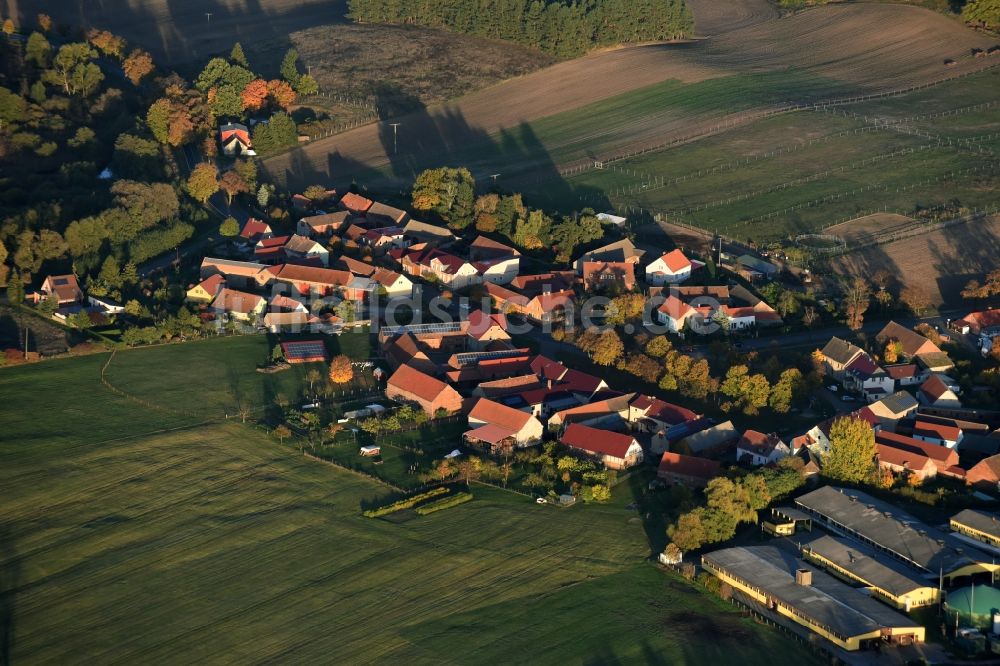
xmin=841 ymin=395 xmax=855 ymax=402
xmin=827 ymin=385 xmax=838 ymax=392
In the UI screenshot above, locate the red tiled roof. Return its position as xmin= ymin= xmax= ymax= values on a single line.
xmin=884 ymin=364 xmax=918 ymax=379
xmin=956 ymin=310 xmax=1000 ymax=331
xmin=846 ymin=353 xmax=880 ymax=377
xmin=274 ymin=264 xmax=354 ymax=287
xmin=875 ymin=431 xmax=957 ymax=464
xmin=339 ymin=192 xmax=374 ymax=213
xmin=919 ymin=375 xmax=952 ymax=402
xmin=657 ymin=295 xmax=694 ymax=320
xmin=876 ymin=321 xmax=941 ymax=357
xmin=582 ymin=261 xmax=635 ymax=287
xmin=659 ymin=249 xmax=691 ymax=273
xmin=195 ymin=273 xmax=225 ymax=295
xmin=876 ymin=443 xmax=933 ymax=473
xmin=465 ymin=423 xmax=517 ymax=445
xmin=240 ymin=218 xmax=271 ymax=240
xmin=338 ymin=256 xmax=377 ymax=277
xmin=468 ymin=398 xmax=533 ymax=432
xmin=530 ymin=355 xmax=568 ymax=382
xmin=557 ymin=368 xmax=605 ymax=394
xmin=560 ymin=423 xmax=637 ymax=459
xmin=387 ymin=364 xmax=451 ymax=403
xmin=467 ymin=309 xmax=509 ymax=339
xmin=657 ymin=452 xmax=720 ymax=480
xmin=913 ymin=420 xmax=961 ymax=442
xmin=484 ymin=282 xmax=530 ymax=308
xmin=470 ymin=235 xmax=519 ymax=257
xmin=631 ymin=395 xmax=697 ymax=425
xmin=211 ymin=287 xmax=264 ymax=314
xmin=257 ymin=235 xmax=290 ymax=249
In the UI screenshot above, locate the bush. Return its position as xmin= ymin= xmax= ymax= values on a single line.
xmin=414 ymin=492 xmax=473 ymax=515
xmin=362 ymin=486 xmax=448 ymax=517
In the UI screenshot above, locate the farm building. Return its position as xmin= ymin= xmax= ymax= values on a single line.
xmin=702 ymin=546 xmax=925 ymax=651
xmin=186 ymin=274 xmax=225 ymax=303
xmin=876 ymin=321 xmax=941 ymax=359
xmin=736 ymin=431 xmax=789 ymax=466
xmin=798 ymin=533 xmax=941 ymax=610
xmin=385 ymin=364 xmax=463 ymax=416
xmin=672 ymin=420 xmax=739 ymax=457
xmin=465 ymin=398 xmax=543 ymax=455
xmin=211 ymin=288 xmax=265 ymax=322
xmin=280 ymin=340 xmax=329 ymax=364
xmin=794 ymin=486 xmax=999 ymax=584
xmin=951 ymin=509 xmax=1000 ymax=553
xmin=917 ymin=375 xmax=961 ymax=408
xmin=219 ymin=122 xmax=255 ymax=156
xmin=559 ymin=423 xmax=643 ymax=470
xmin=297 ymin=211 xmax=350 ymax=238
xmin=239 ymin=219 xmax=272 ymax=244
xmin=574 ymin=238 xmax=644 ymax=273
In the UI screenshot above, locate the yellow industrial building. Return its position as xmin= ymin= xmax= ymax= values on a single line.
xmin=951 ymin=509 xmax=1000 ymax=552
xmin=703 ymin=545 xmax=926 ymax=652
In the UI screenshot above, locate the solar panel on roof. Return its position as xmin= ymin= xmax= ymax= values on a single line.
xmin=281 ymin=340 xmax=327 ymax=360
xmin=382 ymin=322 xmax=463 ymax=335
xmin=454 ymin=349 xmax=526 ymax=366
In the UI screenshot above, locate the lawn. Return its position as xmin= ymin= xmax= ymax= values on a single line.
xmin=0 ymin=343 xmax=824 ymax=665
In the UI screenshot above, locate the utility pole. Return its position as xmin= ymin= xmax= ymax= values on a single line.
xmin=489 ymin=173 xmax=500 ymax=185
xmin=205 ymin=12 xmax=213 ymax=24
xmin=389 ymin=122 xmax=401 ymax=155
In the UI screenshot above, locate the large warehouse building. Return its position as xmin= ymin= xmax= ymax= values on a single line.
xmin=794 ymin=486 xmax=999 ymax=586
xmin=702 ymin=545 xmax=926 ymax=651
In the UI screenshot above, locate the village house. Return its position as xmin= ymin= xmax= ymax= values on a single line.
xmin=211 ymin=287 xmax=265 ymax=322
xmin=483 ymin=282 xmax=573 ymax=324
xmin=656 ymin=295 xmax=695 ymax=333
xmin=628 ymin=395 xmax=699 ymax=437
xmin=472 ymin=375 xmax=543 ymax=400
xmin=876 ymin=442 xmax=938 ymax=482
xmin=574 ymin=238 xmax=644 ymax=273
xmin=737 ymin=430 xmax=790 ymax=466
xmin=876 ymin=321 xmax=942 ymax=359
xmin=335 ymin=257 xmax=413 ymax=298
xmin=866 ymin=391 xmax=920 ymax=428
xmin=392 ymin=246 xmax=481 ymax=290
xmin=219 ymin=122 xmax=254 ymax=156
xmin=186 ymin=274 xmax=226 ymax=303
xmin=291 ymin=193 xmax=314 ymax=213
xmin=297 ymin=211 xmax=350 ymax=239
xmin=41 ymin=274 xmax=83 ymax=304
xmin=582 ymin=261 xmax=636 ymax=292
xmin=645 ymin=249 xmax=692 ymax=285
xmin=559 ymin=423 xmax=644 ymax=470
xmin=385 ymin=364 xmax=463 ymax=416
xmin=657 ymin=452 xmax=720 ymax=487
xmin=254 ymin=235 xmax=290 ymax=264
xmin=917 ymin=374 xmax=961 ymax=408
xmin=465 ymin=398 xmax=544 ymax=455
xmin=510 ymin=271 xmax=577 ymax=295
xmin=283 ymin=234 xmax=330 ymax=266
xmin=843 ymin=353 xmax=894 ymax=401
xmin=820 ymin=337 xmax=865 ymax=380
xmin=239 ymin=219 xmax=273 ymax=245
xmin=885 ymin=363 xmax=922 ymax=387
xmin=967 ymin=455 xmax=1000 ymax=490
xmin=268 ymin=294 xmax=309 ymax=314
xmin=466 ymin=309 xmax=512 ymax=349
xmin=953 ymin=309 xmax=1000 ymax=336
xmin=360 ymin=227 xmax=409 ymax=253
xmin=469 ymin=236 xmax=521 ymax=284
xmin=502 ymin=387 xmax=580 ymax=420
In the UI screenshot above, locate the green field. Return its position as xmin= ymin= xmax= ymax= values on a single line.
xmin=518 ymin=68 xmax=1000 ymax=241
xmin=0 ymin=340 xmax=824 ymax=664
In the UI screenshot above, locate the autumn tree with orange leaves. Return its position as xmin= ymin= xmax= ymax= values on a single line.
xmin=241 ymin=78 xmax=269 ymax=111
xmin=328 ymin=354 xmax=354 ymax=384
xmin=123 ymin=49 xmax=154 ymax=85
xmin=87 ymin=29 xmax=126 ymax=59
xmin=267 ymin=79 xmax=296 ymax=109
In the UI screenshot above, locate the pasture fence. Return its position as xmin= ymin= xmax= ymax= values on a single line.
xmin=827 ymin=206 xmax=1000 ymax=256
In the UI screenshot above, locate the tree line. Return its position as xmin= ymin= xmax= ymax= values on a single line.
xmin=346 ymin=0 xmax=693 ymax=57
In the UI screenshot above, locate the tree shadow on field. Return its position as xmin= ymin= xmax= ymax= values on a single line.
xmin=275 ymin=97 xmax=613 ymax=218
xmin=7 ymin=0 xmax=350 ymax=69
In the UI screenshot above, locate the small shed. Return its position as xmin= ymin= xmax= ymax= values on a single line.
xmin=360 ymin=445 xmax=381 ymax=457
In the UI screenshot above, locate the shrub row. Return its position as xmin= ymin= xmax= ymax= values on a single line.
xmin=362 ymin=486 xmax=448 ymax=517
xmin=415 ymin=492 xmax=473 ymax=515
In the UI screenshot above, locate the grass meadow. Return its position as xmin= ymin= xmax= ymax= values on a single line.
xmin=0 ymin=340 xmax=824 ymax=664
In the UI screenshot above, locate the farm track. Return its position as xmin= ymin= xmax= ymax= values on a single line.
xmin=263 ymin=3 xmax=996 ymax=190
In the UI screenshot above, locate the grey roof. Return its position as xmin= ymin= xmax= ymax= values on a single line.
xmin=821 ymin=336 xmax=863 ymax=366
xmin=576 ymin=239 xmax=644 ymax=264
xmin=797 ymin=533 xmax=934 ymax=598
xmin=676 ymin=420 xmax=738 ymax=454
xmin=703 ymin=545 xmax=921 ymax=639
xmin=951 ymin=509 xmax=1000 ymax=540
xmin=772 ymin=506 xmax=813 ymax=522
xmin=877 ymin=391 xmax=919 ymax=416
xmin=737 ymin=254 xmax=778 ymax=274
xmin=795 ymin=486 xmax=991 ymax=574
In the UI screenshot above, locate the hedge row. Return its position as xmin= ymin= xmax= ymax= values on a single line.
xmin=362 ymin=486 xmax=449 ymax=517
xmin=414 ymin=492 xmax=473 ymax=515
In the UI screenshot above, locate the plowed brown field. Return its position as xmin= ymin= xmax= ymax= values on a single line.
xmin=263 ymin=3 xmax=996 ymax=189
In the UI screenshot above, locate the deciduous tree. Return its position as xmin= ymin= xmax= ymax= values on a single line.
xmin=220 ymin=217 xmax=240 ymax=237
xmin=186 ymin=163 xmax=219 ymax=203
xmin=328 ymin=354 xmax=354 ymax=384
xmin=824 ymin=416 xmax=876 ymax=483
xmin=87 ymin=29 xmax=126 ymax=59
xmin=25 ymin=32 xmax=51 ymax=67
xmin=843 ymin=277 xmax=871 ymax=330
xmin=273 ymin=424 xmax=291 ymax=444
xmin=123 ymin=49 xmax=154 ymax=85
xmin=219 ymin=170 xmax=249 ymax=206
xmin=266 ymin=79 xmax=296 ymax=109
xmin=241 ymin=78 xmax=269 ymax=111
